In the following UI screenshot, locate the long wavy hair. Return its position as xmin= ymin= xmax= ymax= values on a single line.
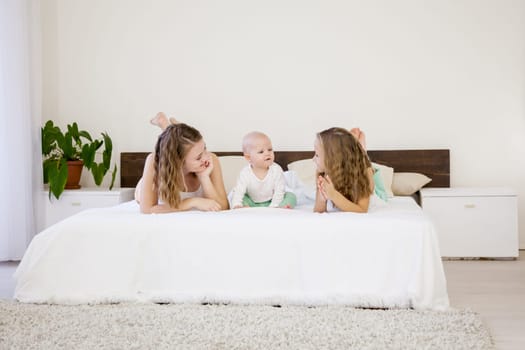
xmin=317 ymin=127 xmax=372 ymax=203
xmin=153 ymin=123 xmax=202 ymax=208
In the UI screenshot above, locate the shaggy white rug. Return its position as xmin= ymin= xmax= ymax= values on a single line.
xmin=0 ymin=301 xmax=493 ymax=349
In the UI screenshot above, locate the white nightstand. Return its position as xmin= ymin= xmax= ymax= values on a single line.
xmin=38 ymin=187 xmax=135 ymax=232
xmin=420 ymin=187 xmax=518 ymax=258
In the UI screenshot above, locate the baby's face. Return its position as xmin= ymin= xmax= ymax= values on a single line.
xmin=313 ymin=138 xmax=325 ymax=173
xmin=247 ymin=135 xmax=274 ymax=170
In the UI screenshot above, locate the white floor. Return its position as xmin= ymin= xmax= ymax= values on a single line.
xmin=2 ymin=253 xmax=525 ymax=349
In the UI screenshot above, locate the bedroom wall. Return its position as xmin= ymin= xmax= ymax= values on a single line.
xmin=38 ymin=0 xmax=525 ymax=247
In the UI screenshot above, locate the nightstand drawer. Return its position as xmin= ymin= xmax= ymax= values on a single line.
xmin=420 ymin=187 xmax=518 ymax=258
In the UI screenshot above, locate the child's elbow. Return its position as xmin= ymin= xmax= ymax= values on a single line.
xmin=140 ymin=203 xmax=154 ymax=214
xmin=356 ymin=204 xmax=370 ymax=213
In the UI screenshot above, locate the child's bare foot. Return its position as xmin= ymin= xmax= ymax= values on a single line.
xmin=169 ymin=117 xmax=179 ymax=125
xmin=349 ymin=128 xmax=367 ymax=150
xmin=150 ymin=112 xmax=170 ymax=130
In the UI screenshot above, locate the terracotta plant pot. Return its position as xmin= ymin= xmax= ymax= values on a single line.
xmin=65 ymin=160 xmax=83 ymax=189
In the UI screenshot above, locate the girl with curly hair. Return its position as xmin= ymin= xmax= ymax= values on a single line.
xmin=135 ymin=113 xmax=229 ymax=213
xmin=313 ymin=127 xmax=374 ymax=213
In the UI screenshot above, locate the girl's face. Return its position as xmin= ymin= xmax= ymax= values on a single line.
xmin=183 ymin=139 xmax=210 ymax=173
xmin=313 ymin=138 xmax=325 ymax=173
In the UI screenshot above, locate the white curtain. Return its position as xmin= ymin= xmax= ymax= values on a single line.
xmin=0 ymin=0 xmax=38 ymax=261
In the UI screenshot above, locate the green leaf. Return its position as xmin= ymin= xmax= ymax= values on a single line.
xmin=44 ymin=120 xmax=54 ymax=129
xmin=109 ymin=164 xmax=117 ymax=190
xmin=81 ymin=143 xmax=96 ymax=169
xmin=91 ymin=163 xmax=105 ymax=186
xmin=61 ymin=134 xmax=70 ymax=159
xmin=48 ymin=158 xmax=68 ymax=199
xmin=67 ymin=122 xmax=78 ymax=137
xmin=102 ymin=132 xmax=113 ymax=170
xmin=42 ymin=158 xmax=59 ymax=184
xmin=78 ymin=130 xmax=93 ymax=142
xmin=94 ymin=139 xmax=103 ymax=151
xmin=41 ymin=120 xmax=64 ymax=157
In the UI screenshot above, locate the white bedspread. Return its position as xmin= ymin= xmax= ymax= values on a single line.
xmin=14 ymin=197 xmax=449 ymax=310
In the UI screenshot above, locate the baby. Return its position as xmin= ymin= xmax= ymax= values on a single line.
xmin=231 ymin=131 xmax=296 ymax=209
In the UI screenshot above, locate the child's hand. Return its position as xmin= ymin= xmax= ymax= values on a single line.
xmin=317 ymin=175 xmax=328 ymax=201
xmin=318 ymin=175 xmax=337 ymax=201
xmin=194 ymin=198 xmax=221 ymax=211
xmin=280 ymin=204 xmax=292 ymax=209
xmin=196 ymin=156 xmax=214 ymax=179
xmin=233 ymin=205 xmax=244 ymax=209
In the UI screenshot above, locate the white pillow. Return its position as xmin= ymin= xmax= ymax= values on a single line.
xmin=283 ymin=170 xmax=315 ymax=206
xmin=392 ymin=172 xmax=432 ymax=196
xmin=287 ymin=159 xmax=316 ymax=193
xmin=371 ymin=162 xmax=394 ymax=198
xmin=218 ymin=156 xmax=247 ymax=193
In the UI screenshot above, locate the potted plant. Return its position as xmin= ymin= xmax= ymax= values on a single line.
xmin=41 ymin=120 xmax=117 ymax=199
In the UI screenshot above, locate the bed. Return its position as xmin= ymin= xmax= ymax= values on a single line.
xmin=15 ymin=150 xmax=450 ymax=310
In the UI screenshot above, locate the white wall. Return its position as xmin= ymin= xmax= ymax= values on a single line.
xmin=39 ymin=0 xmax=525 ymax=247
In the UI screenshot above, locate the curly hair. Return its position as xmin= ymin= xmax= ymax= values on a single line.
xmin=153 ymin=123 xmax=202 ymax=208
xmin=317 ymin=127 xmax=372 ymax=203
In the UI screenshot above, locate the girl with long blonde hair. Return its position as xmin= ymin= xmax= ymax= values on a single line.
xmin=313 ymin=127 xmax=374 ymax=213
xmin=135 ymin=113 xmax=229 ymax=213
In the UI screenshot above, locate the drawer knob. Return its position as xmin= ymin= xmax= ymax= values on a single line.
xmin=70 ymin=202 xmax=82 ymax=206
xmin=464 ymin=204 xmax=476 ymax=208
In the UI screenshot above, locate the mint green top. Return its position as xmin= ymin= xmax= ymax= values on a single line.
xmin=372 ymin=166 xmax=388 ymax=201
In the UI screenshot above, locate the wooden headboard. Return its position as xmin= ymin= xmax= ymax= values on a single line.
xmin=120 ymin=149 xmax=450 ymax=188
